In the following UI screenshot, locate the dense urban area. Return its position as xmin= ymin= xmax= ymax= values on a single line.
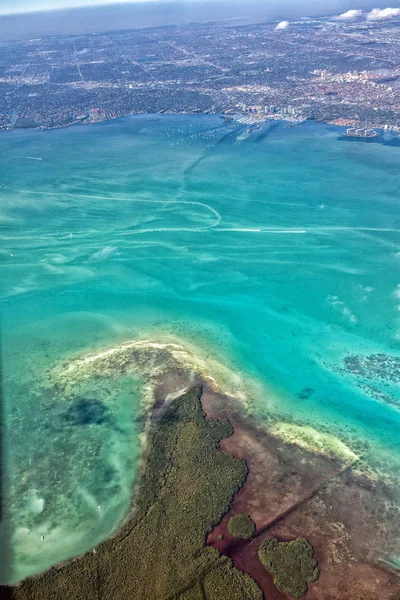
xmin=1 ymin=13 xmax=400 ymax=130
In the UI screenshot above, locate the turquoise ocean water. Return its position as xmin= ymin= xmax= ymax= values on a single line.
xmin=0 ymin=115 xmax=399 ymax=582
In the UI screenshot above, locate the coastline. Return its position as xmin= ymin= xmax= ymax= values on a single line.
xmin=47 ymin=335 xmax=365 ymax=463
xmin=2 ymin=109 xmax=399 ymax=138
xmin=3 ymin=349 xmax=400 ymax=597
xmin=25 ymin=341 xmax=400 ymax=558
xmin=2 ymin=113 xmax=399 ymax=161
xmin=50 ymin=336 xmax=400 ymax=596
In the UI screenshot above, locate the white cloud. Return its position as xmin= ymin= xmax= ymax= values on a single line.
xmin=275 ymin=21 xmax=289 ymax=31
xmin=334 ymin=9 xmax=363 ymax=20
xmin=366 ymin=7 xmax=400 ymax=20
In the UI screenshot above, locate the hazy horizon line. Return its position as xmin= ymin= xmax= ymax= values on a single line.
xmin=2 ymin=0 xmax=187 ymax=19
xmin=0 ymin=0 xmax=387 ymax=19
xmin=0 ymin=0 xmax=387 ymax=43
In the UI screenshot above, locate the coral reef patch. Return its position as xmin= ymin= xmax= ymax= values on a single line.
xmin=343 ymin=354 xmax=400 ymax=384
xmin=341 ymin=352 xmax=400 ymax=410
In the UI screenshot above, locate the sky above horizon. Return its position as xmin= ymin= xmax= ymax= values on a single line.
xmin=1 ymin=0 xmax=397 ymax=17
xmin=1 ymin=0 xmax=162 ymax=16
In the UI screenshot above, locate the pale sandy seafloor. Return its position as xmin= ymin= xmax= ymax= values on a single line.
xmin=7 ymin=333 xmax=398 ymax=598
xmin=49 ymin=335 xmax=361 ymax=467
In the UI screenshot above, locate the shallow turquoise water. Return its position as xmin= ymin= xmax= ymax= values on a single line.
xmin=1 ymin=115 xmax=399 ymax=582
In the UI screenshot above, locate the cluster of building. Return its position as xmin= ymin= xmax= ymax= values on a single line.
xmin=314 ymin=69 xmax=399 ymax=87
xmin=0 ymin=13 xmax=399 ymax=131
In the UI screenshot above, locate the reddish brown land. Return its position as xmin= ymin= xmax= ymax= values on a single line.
xmin=202 ymin=386 xmax=400 ymax=600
